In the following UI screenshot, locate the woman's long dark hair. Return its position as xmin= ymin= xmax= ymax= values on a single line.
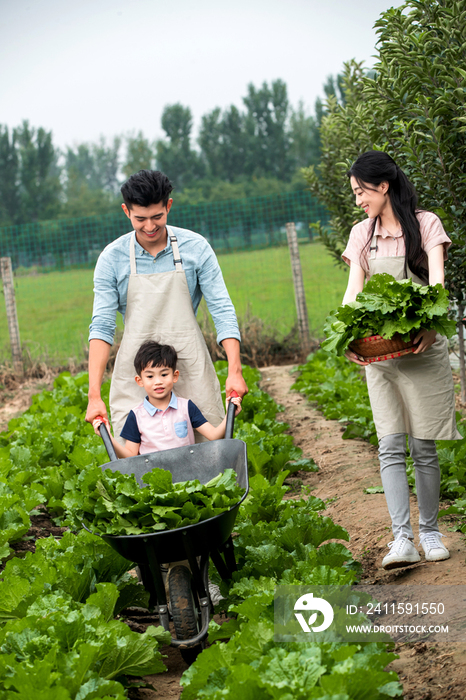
xmin=347 ymin=151 xmax=427 ymax=282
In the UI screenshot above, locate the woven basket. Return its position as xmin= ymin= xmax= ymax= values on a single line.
xmin=349 ymin=333 xmax=416 ymax=363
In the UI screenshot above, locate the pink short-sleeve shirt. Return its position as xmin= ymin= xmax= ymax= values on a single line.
xmin=342 ymin=211 xmax=452 ymax=273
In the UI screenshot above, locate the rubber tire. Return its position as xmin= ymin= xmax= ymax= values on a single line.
xmin=168 ymin=565 xmax=203 ymax=664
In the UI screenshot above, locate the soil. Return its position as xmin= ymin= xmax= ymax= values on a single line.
xmin=0 ymin=374 xmax=57 ymax=432
xmin=262 ymin=364 xmax=466 ymax=700
xmin=1 ymin=366 xmax=466 ymax=699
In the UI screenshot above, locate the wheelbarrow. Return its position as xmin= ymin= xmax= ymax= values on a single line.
xmin=94 ymin=396 xmax=248 ymax=663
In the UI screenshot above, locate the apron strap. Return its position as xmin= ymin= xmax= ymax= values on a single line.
xmin=369 ymin=233 xmax=378 ymax=260
xmin=130 ymin=229 xmax=183 ymax=273
xmin=167 ymin=227 xmax=183 ymax=272
xmin=130 ymin=233 xmax=137 ymax=274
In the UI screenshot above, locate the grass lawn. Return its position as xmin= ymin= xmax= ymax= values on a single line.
xmin=0 ymin=242 xmax=348 ymax=363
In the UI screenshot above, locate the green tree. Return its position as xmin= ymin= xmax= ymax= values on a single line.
xmin=289 ymin=101 xmax=321 ymax=170
xmin=302 ymin=60 xmax=372 ymax=262
xmin=304 ymin=0 xmax=466 ymax=395
xmin=63 ymin=137 xmax=122 ymax=217
xmin=123 ymin=131 xmax=154 ymax=178
xmin=155 ymin=104 xmax=204 ymax=188
xmin=0 ymin=126 xmax=20 ymax=226
xmin=65 ymin=137 xmax=121 ymax=195
xmin=243 ymin=79 xmax=292 ymax=180
xmin=13 ymin=121 xmax=61 ymax=223
xmin=198 ymin=106 xmax=247 ymax=181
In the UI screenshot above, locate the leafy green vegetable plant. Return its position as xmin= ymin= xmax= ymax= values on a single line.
xmin=294 ymin=349 xmax=466 ymax=535
xmin=0 ymin=365 xmax=403 ymax=699
xmin=322 ymin=273 xmax=456 ymax=356
xmin=64 ymin=467 xmax=245 ymax=536
xmin=292 ymin=349 xmax=377 ymax=444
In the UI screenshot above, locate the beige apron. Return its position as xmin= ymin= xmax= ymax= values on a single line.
xmin=109 ymin=228 xmax=225 ymax=441
xmin=365 ymin=234 xmax=460 ymax=441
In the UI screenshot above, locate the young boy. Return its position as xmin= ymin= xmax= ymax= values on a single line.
xmin=93 ymin=340 xmax=242 ymax=458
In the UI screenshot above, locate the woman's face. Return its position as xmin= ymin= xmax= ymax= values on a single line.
xmin=350 ymin=176 xmax=389 ymax=220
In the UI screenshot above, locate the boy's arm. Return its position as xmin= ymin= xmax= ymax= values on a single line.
xmin=93 ymin=415 xmax=140 ymax=459
xmin=111 ymin=435 xmax=140 ymax=459
xmin=195 ymin=418 xmax=228 ymax=442
xmin=193 ymin=397 xmax=242 ymax=441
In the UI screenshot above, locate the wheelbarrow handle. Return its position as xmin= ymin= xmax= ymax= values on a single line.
xmin=96 ymin=416 xmax=119 ymax=462
xmin=225 ymin=390 xmax=239 ymax=440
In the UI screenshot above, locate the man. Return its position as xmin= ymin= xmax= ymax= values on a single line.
xmin=85 ymin=169 xmax=247 ymax=437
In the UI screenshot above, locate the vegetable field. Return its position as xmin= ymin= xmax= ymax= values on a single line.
xmin=0 ymin=242 xmax=348 ymax=362
xmin=294 ymin=349 xmax=466 ymax=530
xmin=0 ymin=361 xmax=401 ymax=699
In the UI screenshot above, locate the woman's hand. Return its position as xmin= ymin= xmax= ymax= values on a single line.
xmin=412 ymin=328 xmax=437 ymax=354
xmin=344 ymin=349 xmax=369 ymax=366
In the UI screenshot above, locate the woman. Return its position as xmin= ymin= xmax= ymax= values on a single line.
xmin=342 ymin=150 xmax=460 ymax=570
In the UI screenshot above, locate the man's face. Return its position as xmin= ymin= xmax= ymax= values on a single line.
xmin=122 ymin=199 xmax=173 ymax=251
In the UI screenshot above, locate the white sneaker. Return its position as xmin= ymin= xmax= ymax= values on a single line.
xmin=420 ymin=532 xmax=450 ymax=562
xmin=208 ymin=581 xmax=224 ymax=606
xmin=382 ymin=534 xmax=421 ymax=570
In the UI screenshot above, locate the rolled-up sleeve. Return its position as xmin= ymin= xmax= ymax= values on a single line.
xmin=419 ymin=211 xmax=452 ymax=258
xmin=342 ymin=221 xmax=371 ymax=272
xmin=88 ymin=251 xmax=119 ymax=345
xmin=197 ymin=245 xmax=241 ymax=345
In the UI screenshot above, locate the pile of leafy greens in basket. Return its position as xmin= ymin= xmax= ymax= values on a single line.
xmin=322 ymin=273 xmax=456 ymax=356
xmin=65 ymin=467 xmax=245 ymax=535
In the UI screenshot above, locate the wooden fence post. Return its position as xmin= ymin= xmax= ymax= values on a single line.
xmin=286 ymin=222 xmax=311 ymax=356
xmin=1 ymin=257 xmax=23 ymax=374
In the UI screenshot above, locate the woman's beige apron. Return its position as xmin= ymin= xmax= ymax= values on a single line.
xmin=365 ymin=234 xmax=460 ymax=441
xmin=109 ymin=229 xmax=225 ymax=442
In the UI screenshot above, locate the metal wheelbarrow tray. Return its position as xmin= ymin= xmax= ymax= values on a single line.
xmin=94 ymin=400 xmax=248 ymax=662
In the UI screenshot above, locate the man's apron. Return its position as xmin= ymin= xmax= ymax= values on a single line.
xmin=365 ymin=234 xmax=460 ymax=441
xmin=109 ymin=229 xmax=225 ymax=441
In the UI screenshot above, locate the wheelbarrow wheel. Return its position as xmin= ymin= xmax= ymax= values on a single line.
xmin=168 ymin=565 xmax=204 ymax=664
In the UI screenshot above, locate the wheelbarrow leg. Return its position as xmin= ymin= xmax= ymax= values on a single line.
xmin=144 ymin=541 xmax=170 ymax=631
xmin=137 ymin=563 xmax=158 ymax=608
xmin=222 ymin=536 xmax=237 ymax=574
xmin=181 ymin=530 xmax=208 ymax=599
xmin=209 ymin=547 xmax=231 ymax=581
xmin=210 ymin=536 xmax=237 ymax=581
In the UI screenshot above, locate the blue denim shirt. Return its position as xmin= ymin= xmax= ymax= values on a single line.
xmin=89 ymin=226 xmax=240 ymax=345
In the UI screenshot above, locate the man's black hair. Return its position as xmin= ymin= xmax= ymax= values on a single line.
xmin=121 ymin=170 xmax=174 ymax=209
xmin=134 ymin=341 xmax=177 ymax=375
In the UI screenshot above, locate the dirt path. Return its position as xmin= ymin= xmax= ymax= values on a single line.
xmin=0 ymin=375 xmax=56 ymax=432
xmin=263 ymin=364 xmax=466 ymax=700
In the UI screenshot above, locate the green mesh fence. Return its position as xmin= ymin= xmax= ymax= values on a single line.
xmin=0 ymin=190 xmax=328 ymax=270
xmin=0 ymin=191 xmax=345 ymax=363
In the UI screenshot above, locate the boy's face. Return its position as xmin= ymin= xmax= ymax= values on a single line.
xmin=122 ymin=199 xmax=173 ymax=251
xmin=135 ymin=363 xmax=179 ymax=404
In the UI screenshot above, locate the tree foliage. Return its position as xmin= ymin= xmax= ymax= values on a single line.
xmin=304 ymin=0 xmax=466 ymax=307
xmin=303 ymin=0 xmax=466 ymax=394
xmin=0 ymin=121 xmax=61 ymax=226
xmin=122 ymin=131 xmax=154 ymax=178
xmin=155 ymin=104 xmax=204 ymax=189
xmin=0 ymin=75 xmax=341 ymax=224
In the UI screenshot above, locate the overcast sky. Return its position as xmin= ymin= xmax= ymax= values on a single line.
xmin=1 ymin=0 xmax=405 ymax=150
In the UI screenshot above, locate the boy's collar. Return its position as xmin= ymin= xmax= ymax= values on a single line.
xmin=143 ymin=392 xmax=178 ymax=416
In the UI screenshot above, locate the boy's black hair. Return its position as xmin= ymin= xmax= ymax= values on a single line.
xmin=121 ymin=170 xmax=174 ymax=209
xmin=134 ymin=341 xmax=177 ymax=375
